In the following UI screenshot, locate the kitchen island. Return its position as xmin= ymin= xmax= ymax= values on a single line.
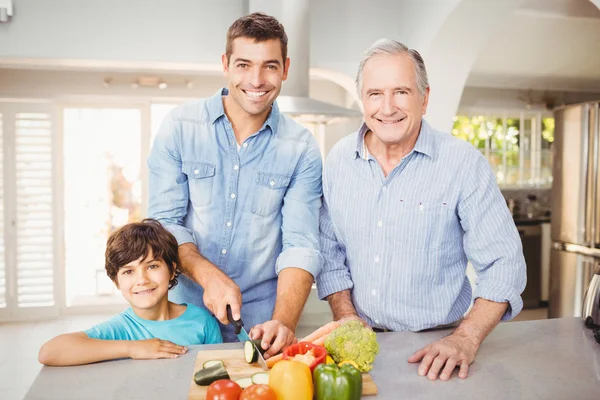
xmin=24 ymin=317 xmax=599 ymax=400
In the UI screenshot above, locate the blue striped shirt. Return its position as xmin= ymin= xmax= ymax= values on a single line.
xmin=316 ymin=120 xmax=526 ymax=331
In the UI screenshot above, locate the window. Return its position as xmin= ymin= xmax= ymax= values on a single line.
xmin=452 ymin=112 xmax=554 ymax=187
xmin=63 ymin=107 xmax=143 ymax=306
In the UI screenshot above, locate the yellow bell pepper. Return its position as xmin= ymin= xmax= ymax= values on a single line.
xmin=268 ymin=360 xmax=313 ymax=400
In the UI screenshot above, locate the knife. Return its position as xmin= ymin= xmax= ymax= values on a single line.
xmin=226 ymin=305 xmax=268 ymax=370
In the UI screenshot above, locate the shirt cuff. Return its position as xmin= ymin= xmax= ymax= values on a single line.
xmin=276 ymin=247 xmax=322 ymax=278
xmin=162 ymin=223 xmax=196 ymax=247
xmin=474 ymin=281 xmax=524 ymax=321
xmin=316 ymin=274 xmax=354 ymax=301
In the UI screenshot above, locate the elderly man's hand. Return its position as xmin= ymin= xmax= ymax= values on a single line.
xmin=407 ymin=332 xmax=480 ymax=381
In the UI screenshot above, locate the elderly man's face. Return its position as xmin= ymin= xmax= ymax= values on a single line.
xmin=360 ymin=53 xmax=429 ymax=146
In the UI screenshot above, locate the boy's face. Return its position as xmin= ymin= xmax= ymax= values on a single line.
xmin=115 ymin=250 xmax=174 ymax=311
xmin=222 ymin=37 xmax=290 ymax=117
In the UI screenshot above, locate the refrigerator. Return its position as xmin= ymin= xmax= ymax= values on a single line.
xmin=549 ymin=101 xmax=600 ymax=318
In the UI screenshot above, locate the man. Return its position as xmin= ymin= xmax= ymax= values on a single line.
xmin=316 ymin=39 xmax=526 ymax=381
xmin=148 ymin=13 xmax=322 ymax=357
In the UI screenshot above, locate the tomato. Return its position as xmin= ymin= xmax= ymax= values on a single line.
xmin=239 ymin=384 xmax=277 ymax=400
xmin=206 ymin=379 xmax=242 ymax=400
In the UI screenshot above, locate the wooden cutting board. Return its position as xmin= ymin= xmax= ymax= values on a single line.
xmin=188 ymin=348 xmax=377 ymax=399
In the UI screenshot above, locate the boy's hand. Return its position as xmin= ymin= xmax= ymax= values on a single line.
xmin=128 ymin=338 xmax=187 ymax=360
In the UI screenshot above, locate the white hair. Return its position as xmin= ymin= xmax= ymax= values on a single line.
xmin=355 ymin=38 xmax=429 ymax=98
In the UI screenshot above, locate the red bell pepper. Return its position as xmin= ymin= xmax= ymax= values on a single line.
xmin=282 ymin=342 xmax=327 ymax=372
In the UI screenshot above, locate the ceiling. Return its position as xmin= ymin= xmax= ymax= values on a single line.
xmin=467 ymin=0 xmax=600 ymax=92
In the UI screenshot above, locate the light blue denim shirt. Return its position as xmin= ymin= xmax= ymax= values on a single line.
xmin=148 ymin=88 xmax=323 ymax=341
xmin=317 ymin=120 xmax=526 ymax=331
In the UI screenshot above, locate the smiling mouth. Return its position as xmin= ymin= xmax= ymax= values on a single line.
xmin=377 ymin=117 xmax=406 ymax=124
xmin=242 ymin=89 xmax=269 ymax=98
xmin=134 ymin=288 xmax=156 ymax=295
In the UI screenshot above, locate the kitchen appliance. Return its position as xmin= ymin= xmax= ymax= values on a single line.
xmin=549 ymin=101 xmax=600 ymax=318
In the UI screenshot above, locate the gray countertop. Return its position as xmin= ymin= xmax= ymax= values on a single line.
xmin=25 ymin=317 xmax=600 ymax=400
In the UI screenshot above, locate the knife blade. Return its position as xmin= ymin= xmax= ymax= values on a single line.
xmin=226 ymin=305 xmax=268 ymax=370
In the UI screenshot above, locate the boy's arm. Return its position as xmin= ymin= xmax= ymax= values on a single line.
xmin=38 ymin=332 xmax=187 ymax=366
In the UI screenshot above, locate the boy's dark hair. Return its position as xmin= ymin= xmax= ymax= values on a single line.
xmin=105 ymin=219 xmax=180 ymax=289
xmin=225 ymin=12 xmax=288 ymax=65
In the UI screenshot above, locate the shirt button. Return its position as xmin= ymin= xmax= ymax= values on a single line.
xmin=419 ymin=204 xmax=424 ymax=212
xmin=374 ymin=255 xmax=380 ymax=263
xmin=375 ymin=319 xmax=380 ymax=324
xmin=226 ymin=221 xmax=232 ymax=227
xmin=233 ymin=165 xmax=239 ymax=171
xmin=377 ymin=220 xmax=383 ymax=228
xmin=371 ymin=289 xmax=377 ymax=296
xmin=243 ymin=142 xmax=248 ymax=148
xmin=382 ymin=186 xmax=387 ymax=191
xmin=221 ymin=249 xmax=227 ymax=255
xmin=269 ymin=180 xmax=275 ymax=186
xmin=194 ymin=169 xmax=199 ymax=175
xmin=230 ymin=193 xmax=236 ymax=199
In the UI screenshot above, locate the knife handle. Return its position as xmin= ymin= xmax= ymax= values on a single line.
xmin=226 ymin=304 xmax=243 ymax=334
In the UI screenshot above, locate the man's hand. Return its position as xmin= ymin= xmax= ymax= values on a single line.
xmin=202 ymin=267 xmax=242 ymax=325
xmin=249 ymin=320 xmax=297 ymax=359
xmin=128 ymin=338 xmax=188 ymax=360
xmin=408 ymin=333 xmax=479 ymax=381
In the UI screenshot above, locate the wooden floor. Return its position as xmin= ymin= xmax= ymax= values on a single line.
xmin=0 ymin=308 xmax=549 ymax=400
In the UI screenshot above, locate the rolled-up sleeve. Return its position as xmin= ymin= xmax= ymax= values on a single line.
xmin=147 ymin=111 xmax=196 ymax=246
xmin=316 ymin=166 xmax=354 ymax=300
xmin=458 ymin=151 xmax=527 ymax=320
xmin=275 ymin=138 xmax=323 ymax=278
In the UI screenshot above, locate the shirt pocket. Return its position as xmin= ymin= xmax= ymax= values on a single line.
xmin=250 ymin=171 xmax=292 ymax=217
xmin=183 ymin=162 xmax=216 ymax=208
xmin=397 ymin=200 xmax=450 ymax=251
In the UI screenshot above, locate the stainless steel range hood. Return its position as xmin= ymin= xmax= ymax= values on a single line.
xmin=249 ymin=0 xmax=361 ymax=118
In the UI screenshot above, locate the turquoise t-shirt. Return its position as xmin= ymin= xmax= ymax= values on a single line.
xmin=84 ymin=303 xmax=222 ymax=345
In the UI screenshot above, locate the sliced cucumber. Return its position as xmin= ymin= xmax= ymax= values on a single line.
xmin=251 ymin=372 xmax=270 ymax=385
xmin=193 ymin=363 xmax=230 ymax=386
xmin=234 ymin=377 xmax=254 ymax=389
xmin=202 ymin=359 xmax=224 ymax=369
xmin=245 ymin=340 xmax=258 ymax=363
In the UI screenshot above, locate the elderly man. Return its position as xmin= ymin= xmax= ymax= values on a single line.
xmin=316 ymin=39 xmax=526 ymax=381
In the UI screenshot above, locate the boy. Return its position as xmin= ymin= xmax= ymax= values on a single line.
xmin=38 ymin=219 xmax=222 ymax=366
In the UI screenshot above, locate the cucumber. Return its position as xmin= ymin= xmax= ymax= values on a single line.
xmin=234 ymin=377 xmax=254 ymax=389
xmin=202 ymin=360 xmax=224 ymax=369
xmin=252 ymin=339 xmax=267 ymax=356
xmin=251 ymin=372 xmax=270 ymax=385
xmin=193 ymin=363 xmax=230 ymax=386
xmin=244 ymin=340 xmax=258 ymax=363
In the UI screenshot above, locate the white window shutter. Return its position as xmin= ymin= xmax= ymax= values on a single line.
xmin=0 ymin=113 xmax=5 ymax=309
xmin=15 ymin=112 xmax=55 ymax=308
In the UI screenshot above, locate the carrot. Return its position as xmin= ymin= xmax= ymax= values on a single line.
xmin=312 ymin=335 xmax=326 ymax=346
xmin=266 ymin=353 xmax=283 ymax=368
xmin=300 ymin=321 xmax=341 ymax=343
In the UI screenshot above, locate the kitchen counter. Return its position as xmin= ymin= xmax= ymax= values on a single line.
xmin=24 ymin=318 xmax=599 ymax=400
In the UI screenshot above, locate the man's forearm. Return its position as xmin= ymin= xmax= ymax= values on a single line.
xmin=326 ymin=289 xmax=358 ymax=321
xmin=453 ymin=298 xmax=508 ymax=346
xmin=178 ymin=242 xmax=218 ymax=288
xmin=272 ymin=268 xmax=314 ymax=332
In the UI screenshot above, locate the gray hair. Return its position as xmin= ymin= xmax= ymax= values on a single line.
xmin=355 ymin=39 xmax=429 ymax=98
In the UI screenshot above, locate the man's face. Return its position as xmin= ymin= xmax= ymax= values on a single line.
xmin=360 ymin=53 xmax=429 ymax=146
xmin=222 ymin=37 xmax=290 ymax=116
xmin=115 ymin=250 xmax=173 ymax=312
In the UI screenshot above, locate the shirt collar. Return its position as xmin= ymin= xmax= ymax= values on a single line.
xmin=207 ymin=88 xmax=280 ymax=135
xmin=353 ymin=118 xmax=436 ymax=160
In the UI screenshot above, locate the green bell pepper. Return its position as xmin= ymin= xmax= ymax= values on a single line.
xmin=313 ymin=363 xmax=362 ymax=400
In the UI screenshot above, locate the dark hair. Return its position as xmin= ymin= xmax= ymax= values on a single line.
xmin=105 ymin=219 xmax=180 ymax=289
xmin=226 ymin=12 xmax=288 ymax=65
